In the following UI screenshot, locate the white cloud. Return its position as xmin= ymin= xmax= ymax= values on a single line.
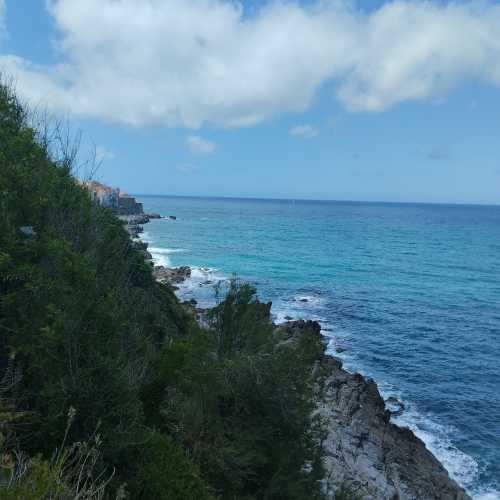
xmin=289 ymin=124 xmax=319 ymax=139
xmin=337 ymin=2 xmax=500 ymax=111
xmin=185 ymin=135 xmax=216 ymax=155
xmin=95 ymin=145 xmax=116 ymax=162
xmin=0 ymin=1 xmax=500 ymax=127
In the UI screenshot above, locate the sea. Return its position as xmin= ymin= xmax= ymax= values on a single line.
xmin=137 ymin=195 xmax=500 ymax=499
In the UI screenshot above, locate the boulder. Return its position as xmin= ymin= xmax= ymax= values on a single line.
xmin=153 ymin=265 xmax=191 ymax=285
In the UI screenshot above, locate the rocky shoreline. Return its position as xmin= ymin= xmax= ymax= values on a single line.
xmin=119 ymin=212 xmax=175 ymax=238
xmin=278 ymin=321 xmax=471 ymax=500
xmin=127 ymin=216 xmax=471 ymax=500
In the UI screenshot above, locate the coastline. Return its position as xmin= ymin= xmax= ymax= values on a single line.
xmin=127 ymin=215 xmax=472 ymax=500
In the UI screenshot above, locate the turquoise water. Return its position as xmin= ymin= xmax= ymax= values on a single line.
xmin=137 ymin=195 xmax=500 ymax=498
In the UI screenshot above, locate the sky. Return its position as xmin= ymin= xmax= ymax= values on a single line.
xmin=1 ymin=0 xmax=499 ymax=204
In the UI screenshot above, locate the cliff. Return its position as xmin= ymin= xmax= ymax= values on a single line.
xmin=278 ymin=321 xmax=471 ymax=500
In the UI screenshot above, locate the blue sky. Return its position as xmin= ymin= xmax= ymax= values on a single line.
xmin=1 ymin=0 xmax=499 ymax=204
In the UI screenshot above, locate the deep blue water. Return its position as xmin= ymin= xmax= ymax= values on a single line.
xmin=137 ymin=195 xmax=500 ymax=499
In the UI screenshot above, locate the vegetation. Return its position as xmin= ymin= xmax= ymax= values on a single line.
xmin=0 ymin=81 xmax=326 ymax=498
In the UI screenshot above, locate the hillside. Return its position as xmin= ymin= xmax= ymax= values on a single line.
xmin=0 ymin=82 xmax=326 ymax=499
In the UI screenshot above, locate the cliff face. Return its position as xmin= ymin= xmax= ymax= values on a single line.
xmin=277 ymin=321 xmax=471 ymax=500
xmin=81 ymin=180 xmax=144 ymax=215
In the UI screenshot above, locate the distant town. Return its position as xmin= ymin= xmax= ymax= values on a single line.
xmin=81 ymin=180 xmax=144 ymax=215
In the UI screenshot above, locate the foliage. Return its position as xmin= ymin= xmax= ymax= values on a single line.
xmin=128 ymin=432 xmax=215 ymax=500
xmin=155 ymin=281 xmax=326 ymax=499
xmin=0 ymin=80 xmax=326 ymax=499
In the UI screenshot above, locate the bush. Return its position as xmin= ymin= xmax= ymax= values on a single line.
xmin=159 ymin=281 xmax=326 ymax=499
xmin=128 ymin=432 xmax=215 ymax=500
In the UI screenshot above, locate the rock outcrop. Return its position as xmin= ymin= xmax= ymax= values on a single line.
xmin=132 ymin=240 xmax=153 ymax=264
xmin=277 ymin=320 xmax=471 ymax=500
xmin=153 ymin=265 xmax=191 ymax=285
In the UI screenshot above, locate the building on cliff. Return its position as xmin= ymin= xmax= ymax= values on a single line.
xmin=118 ymin=191 xmax=144 ymax=215
xmin=81 ymin=181 xmax=143 ymax=215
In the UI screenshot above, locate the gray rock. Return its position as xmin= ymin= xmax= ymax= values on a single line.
xmin=277 ymin=319 xmax=322 ymax=342
xmin=385 ymin=396 xmax=405 ymax=417
xmin=126 ymin=224 xmax=143 ymax=238
xmin=132 ymin=241 xmax=153 ymax=263
xmin=320 ymin=357 xmax=471 ymax=499
xmin=277 ymin=320 xmax=471 ymax=500
xmin=153 ymin=265 xmax=191 ymax=285
xmin=119 ymin=214 xmax=150 ymax=225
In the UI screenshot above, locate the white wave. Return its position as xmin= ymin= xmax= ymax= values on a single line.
xmin=149 ymin=247 xmax=187 ymax=254
xmin=474 ymin=490 xmax=500 ymax=500
xmin=147 ymin=245 xmax=187 ymax=268
xmin=390 ymin=404 xmax=478 ymax=490
xmin=272 ymin=293 xmax=328 ymax=324
xmin=190 ymin=266 xmax=220 ymax=279
xmin=273 ymin=309 xmax=296 ymax=324
xmin=150 ymin=252 xmax=171 ymax=267
xmin=174 ymin=266 xmax=228 ymax=308
xmin=138 ymin=231 xmax=152 ymax=243
xmin=292 ymin=294 xmax=326 ymax=308
xmin=272 ymin=307 xmax=325 ymax=324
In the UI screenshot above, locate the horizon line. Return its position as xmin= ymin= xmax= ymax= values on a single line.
xmin=132 ymin=193 xmax=500 ymax=208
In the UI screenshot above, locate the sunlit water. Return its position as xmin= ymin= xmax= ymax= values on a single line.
xmin=137 ymin=195 xmax=500 ymax=498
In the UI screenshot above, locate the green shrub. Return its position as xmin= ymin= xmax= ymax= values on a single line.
xmin=159 ymin=281 xmax=326 ymax=499
xmin=129 ymin=432 xmax=215 ymax=500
